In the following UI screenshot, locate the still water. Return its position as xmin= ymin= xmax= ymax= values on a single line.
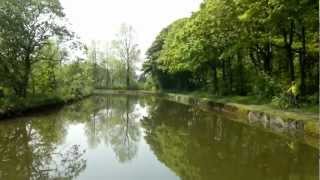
xmin=0 ymin=95 xmax=318 ymax=180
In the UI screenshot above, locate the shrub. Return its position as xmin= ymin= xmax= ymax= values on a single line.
xmin=253 ymin=74 xmax=282 ymax=99
xmin=271 ymin=93 xmax=290 ymax=109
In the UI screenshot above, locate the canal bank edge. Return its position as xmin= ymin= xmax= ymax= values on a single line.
xmin=94 ymin=89 xmax=319 ymax=148
xmin=0 ymin=94 xmax=92 ymax=120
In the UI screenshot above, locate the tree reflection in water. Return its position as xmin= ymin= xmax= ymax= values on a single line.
xmin=1 ymin=95 xmax=316 ymax=180
xmin=0 ymin=95 xmax=146 ymax=179
xmin=68 ymin=95 xmax=142 ymax=163
xmin=0 ymin=117 xmax=86 ymax=180
xmin=109 ymin=97 xmax=140 ymax=162
xmin=142 ymin=99 xmax=319 ymax=180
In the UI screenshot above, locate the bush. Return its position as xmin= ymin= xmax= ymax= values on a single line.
xmin=253 ymin=74 xmax=282 ymax=99
xmin=303 ymin=94 xmax=319 ymax=105
xmin=143 ymin=76 xmax=157 ymax=91
xmin=271 ymin=94 xmax=289 ymax=109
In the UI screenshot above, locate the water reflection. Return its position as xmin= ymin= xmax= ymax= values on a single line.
xmin=142 ymin=99 xmax=319 ymax=180
xmin=63 ymin=95 xmax=143 ymax=162
xmin=0 ymin=95 xmax=149 ymax=179
xmin=0 ymin=118 xmax=86 ymax=180
xmin=0 ymin=95 xmax=318 ymax=180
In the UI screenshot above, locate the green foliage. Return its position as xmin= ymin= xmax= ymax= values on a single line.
xmin=57 ymin=60 xmax=94 ymax=99
xmin=252 ymin=74 xmax=282 ymax=99
xmin=143 ymin=0 xmax=319 ymax=105
xmin=304 ymin=94 xmax=319 ymax=105
xmin=271 ymin=94 xmax=290 ymax=110
xmin=0 ymin=0 xmax=70 ymax=97
xmin=143 ymin=76 xmax=157 ymax=91
xmin=112 ymin=24 xmax=141 ymax=89
xmin=86 ymin=39 xmax=140 ymax=90
xmin=0 ymin=0 xmax=96 ymax=110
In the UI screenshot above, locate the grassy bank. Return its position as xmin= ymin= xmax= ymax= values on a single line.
xmin=168 ymin=91 xmax=318 ymax=139
xmin=177 ymin=91 xmax=318 ymax=121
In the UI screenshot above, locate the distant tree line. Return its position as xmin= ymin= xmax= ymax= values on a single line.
xmin=87 ymin=24 xmax=141 ymax=90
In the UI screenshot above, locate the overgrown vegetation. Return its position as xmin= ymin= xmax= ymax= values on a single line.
xmin=0 ymin=0 xmax=94 ymax=112
xmin=0 ymin=0 xmax=142 ymax=114
xmin=142 ymin=0 xmax=319 ymax=109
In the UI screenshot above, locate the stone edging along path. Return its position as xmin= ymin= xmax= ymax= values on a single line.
xmin=94 ymin=90 xmax=319 ymax=148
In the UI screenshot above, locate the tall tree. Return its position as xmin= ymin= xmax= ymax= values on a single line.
xmin=143 ymin=0 xmax=318 ymax=101
xmin=113 ymin=24 xmax=140 ymax=89
xmin=0 ymin=0 xmax=70 ymax=97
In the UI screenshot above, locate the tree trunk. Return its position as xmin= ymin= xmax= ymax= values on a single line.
xmin=299 ymin=25 xmax=306 ymax=96
xmin=283 ymin=21 xmax=295 ymax=82
xmin=222 ymin=59 xmax=227 ymax=94
xmin=210 ymin=62 xmax=219 ymax=94
xmin=31 ymin=73 xmax=35 ymax=96
xmin=126 ymin=60 xmax=130 ymax=89
xmin=236 ymin=51 xmax=246 ymax=95
xmin=106 ymin=69 xmax=110 ymax=89
xmin=21 ymin=56 xmax=31 ymax=97
xmin=263 ymin=42 xmax=272 ymax=74
xmin=227 ymin=58 xmax=233 ymax=94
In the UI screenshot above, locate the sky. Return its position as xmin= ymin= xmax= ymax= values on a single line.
xmin=59 ymin=0 xmax=202 ymax=59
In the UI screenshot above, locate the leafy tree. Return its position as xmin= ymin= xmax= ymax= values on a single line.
xmin=113 ymin=24 xmax=141 ymax=89
xmin=0 ymin=0 xmax=70 ymax=97
xmin=143 ymin=0 xmax=319 ymax=103
xmin=31 ymin=41 xmax=61 ymax=96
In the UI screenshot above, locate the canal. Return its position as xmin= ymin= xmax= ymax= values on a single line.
xmin=0 ymin=95 xmax=318 ymax=180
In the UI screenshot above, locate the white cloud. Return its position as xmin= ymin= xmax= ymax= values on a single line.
xmin=59 ymin=0 xmax=202 ymax=59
